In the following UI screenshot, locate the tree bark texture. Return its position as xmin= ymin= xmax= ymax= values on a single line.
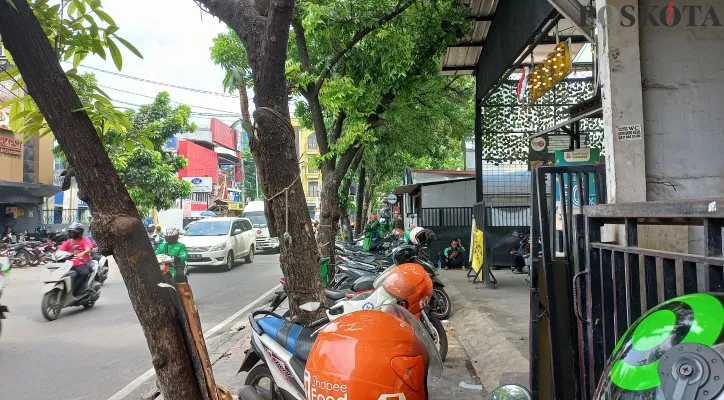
xmin=0 ymin=2 xmax=202 ymax=398
xmin=238 ymin=83 xmax=252 ymax=124
xmin=198 ymin=0 xmax=325 ymax=323
xmin=355 ymin=167 xmax=367 ymax=236
xmin=362 ymin=182 xmax=376 ymax=229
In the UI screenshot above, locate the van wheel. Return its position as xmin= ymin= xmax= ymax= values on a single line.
xmin=245 ymin=246 xmax=254 ymax=263
xmin=225 ymin=251 xmax=234 ymax=271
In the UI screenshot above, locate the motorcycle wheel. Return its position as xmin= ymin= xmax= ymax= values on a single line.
xmin=41 ymin=289 xmax=63 ymax=321
xmin=244 ymin=364 xmax=282 ymax=400
xmin=23 ymin=250 xmax=40 ymax=266
xmin=424 ymin=311 xmax=448 ymax=361
xmin=11 ymin=252 xmax=28 ymax=268
xmin=430 ymin=287 xmax=452 ymax=320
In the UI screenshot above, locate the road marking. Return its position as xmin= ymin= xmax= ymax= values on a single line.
xmin=107 ymin=283 xmax=282 ymax=400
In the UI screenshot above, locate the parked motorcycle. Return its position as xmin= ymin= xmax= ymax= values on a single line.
xmin=238 ymin=304 xmax=441 ymax=400
xmin=91 ymin=250 xmax=110 ymax=285
xmin=0 ymin=257 xmax=10 ymax=338
xmin=40 ymin=251 xmax=102 ymax=321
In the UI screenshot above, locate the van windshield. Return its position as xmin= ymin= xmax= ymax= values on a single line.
xmin=185 ymin=221 xmax=231 ymax=236
xmin=243 ymin=211 xmax=268 ymax=228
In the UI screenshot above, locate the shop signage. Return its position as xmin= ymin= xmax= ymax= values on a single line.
xmin=182 ymin=177 xmax=212 ymax=193
xmin=616 ymin=124 xmax=642 ymax=141
xmin=227 ymin=202 xmax=242 ymax=211
xmin=0 ymin=136 xmax=22 ymax=156
xmin=0 ymin=106 xmax=11 ymax=131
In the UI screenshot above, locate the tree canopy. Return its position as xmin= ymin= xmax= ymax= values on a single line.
xmin=106 ymin=91 xmax=194 ymax=215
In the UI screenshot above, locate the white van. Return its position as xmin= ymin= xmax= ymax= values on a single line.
xmin=242 ymin=201 xmax=280 ymax=252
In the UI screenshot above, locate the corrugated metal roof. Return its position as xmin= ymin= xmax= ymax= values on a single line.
xmin=440 ymin=0 xmax=498 ymax=75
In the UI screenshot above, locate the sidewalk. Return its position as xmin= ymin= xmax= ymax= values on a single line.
xmin=140 ymin=269 xmax=530 ymax=399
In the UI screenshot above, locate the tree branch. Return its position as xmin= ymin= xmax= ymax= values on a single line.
xmin=309 ymin=99 xmax=329 ymax=155
xmin=313 ymin=0 xmax=414 ymax=93
xmin=292 ymin=18 xmax=313 ymax=73
xmin=196 ymin=0 xmax=266 ymax=65
xmin=331 ymin=109 xmax=347 ymax=143
xmin=334 ymin=144 xmax=364 ymax=182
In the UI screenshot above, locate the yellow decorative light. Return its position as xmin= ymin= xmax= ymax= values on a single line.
xmin=528 ymin=41 xmax=572 ymax=103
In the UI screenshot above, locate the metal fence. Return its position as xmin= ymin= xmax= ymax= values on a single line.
xmin=41 ymin=208 xmax=91 ymax=225
xmin=418 ymin=207 xmax=472 ymax=227
xmin=486 ymin=206 xmax=531 ymax=227
xmin=571 ymin=200 xmax=724 ymax=399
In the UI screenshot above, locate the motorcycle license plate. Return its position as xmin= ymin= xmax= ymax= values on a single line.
xmin=188 ymin=254 xmax=202 ymax=259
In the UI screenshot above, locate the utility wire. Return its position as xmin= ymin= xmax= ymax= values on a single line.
xmin=67 ymin=62 xmax=240 ymax=98
xmin=99 ymin=84 xmax=241 ymax=115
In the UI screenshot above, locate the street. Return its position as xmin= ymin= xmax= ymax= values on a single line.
xmin=0 ymin=253 xmax=281 ymax=400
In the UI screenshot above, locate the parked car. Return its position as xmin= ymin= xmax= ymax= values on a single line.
xmin=179 ymin=217 xmax=256 ymax=271
xmin=242 ymin=201 xmax=280 ymax=253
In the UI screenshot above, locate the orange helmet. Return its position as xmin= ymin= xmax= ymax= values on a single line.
xmin=305 ymin=307 xmax=441 ymax=400
xmin=374 ymin=263 xmax=433 ymax=314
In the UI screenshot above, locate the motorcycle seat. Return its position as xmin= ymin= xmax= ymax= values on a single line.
xmin=257 ymin=316 xmax=316 ymax=361
xmin=324 ymin=288 xmax=349 ymax=301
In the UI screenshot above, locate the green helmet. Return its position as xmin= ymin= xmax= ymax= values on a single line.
xmin=595 ymin=293 xmax=724 ymax=400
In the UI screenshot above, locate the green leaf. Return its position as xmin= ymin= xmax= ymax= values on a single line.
xmin=139 ymin=136 xmax=154 ymax=150
xmin=6 ymin=0 xmax=17 ymax=12
xmin=105 ymin=25 xmax=119 ymax=37
xmin=241 ymin=121 xmax=255 ymax=136
xmin=91 ymin=40 xmax=106 ymax=59
xmin=95 ymin=9 xmax=116 ymax=25
xmin=106 ymin=38 xmax=122 ymax=70
xmin=115 ymin=36 xmax=143 ymax=59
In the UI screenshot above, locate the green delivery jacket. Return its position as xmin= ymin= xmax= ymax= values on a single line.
xmin=155 ymin=242 xmax=188 ymax=265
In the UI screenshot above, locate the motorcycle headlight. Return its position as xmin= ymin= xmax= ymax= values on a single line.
xmin=209 ymin=243 xmax=226 ymax=252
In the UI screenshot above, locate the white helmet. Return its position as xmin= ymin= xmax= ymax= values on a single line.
xmin=409 ymin=226 xmax=425 ymax=245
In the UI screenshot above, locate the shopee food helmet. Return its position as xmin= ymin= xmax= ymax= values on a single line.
xmin=304 ymin=306 xmax=442 ymax=400
xmin=374 ymin=263 xmax=433 ymax=315
xmin=594 ymin=293 xmax=724 ymax=400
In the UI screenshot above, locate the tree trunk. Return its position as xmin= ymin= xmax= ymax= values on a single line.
xmin=239 ymin=83 xmax=252 ymax=124
xmin=339 ymin=177 xmax=353 ymax=241
xmin=199 ymin=0 xmax=325 ymax=324
xmin=0 ymin=2 xmax=202 ymax=399
xmin=317 ymin=169 xmax=341 ymax=275
xmin=355 ymin=167 xmax=366 ymax=236
xmin=362 ymin=182 xmax=376 ymax=229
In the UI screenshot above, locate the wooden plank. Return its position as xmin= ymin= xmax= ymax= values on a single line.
xmin=178 ymin=283 xmax=219 ymax=400
xmin=585 ymin=198 xmax=724 ymax=219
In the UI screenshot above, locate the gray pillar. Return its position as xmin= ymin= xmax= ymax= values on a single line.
xmin=597 ymin=0 xmax=647 ymax=204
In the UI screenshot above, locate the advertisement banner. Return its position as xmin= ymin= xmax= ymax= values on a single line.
xmin=182 ymin=177 xmax=213 ymax=193
xmin=471 ymin=228 xmax=485 ymax=282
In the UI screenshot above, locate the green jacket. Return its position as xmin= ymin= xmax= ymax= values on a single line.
xmin=444 ymin=246 xmax=466 ymax=259
xmin=155 ymin=242 xmax=188 ymax=265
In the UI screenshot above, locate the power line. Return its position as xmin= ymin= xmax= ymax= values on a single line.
xmin=99 ymin=84 xmax=241 ymax=115
xmin=114 ymin=101 xmax=239 ymax=119
xmin=69 ymin=62 xmax=240 ymax=98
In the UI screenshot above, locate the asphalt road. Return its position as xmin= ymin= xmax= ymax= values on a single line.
xmin=0 ymin=253 xmax=281 ymax=400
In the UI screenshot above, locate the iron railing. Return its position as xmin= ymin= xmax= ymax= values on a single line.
xmin=571 ymin=199 xmax=724 ymax=399
xmin=418 ymin=207 xmax=472 ymax=227
xmin=41 ymin=208 xmax=91 ymax=225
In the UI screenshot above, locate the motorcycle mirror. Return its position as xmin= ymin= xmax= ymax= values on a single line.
xmin=485 ymin=384 xmax=532 ymax=400
xmin=299 ymin=302 xmax=322 ymax=312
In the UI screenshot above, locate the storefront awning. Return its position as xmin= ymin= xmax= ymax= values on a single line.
xmin=0 ymin=180 xmax=61 ymax=203
xmin=393 ymin=184 xmax=421 ymax=195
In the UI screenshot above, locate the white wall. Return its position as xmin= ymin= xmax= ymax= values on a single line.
xmin=421 ymin=180 xmax=476 ymax=208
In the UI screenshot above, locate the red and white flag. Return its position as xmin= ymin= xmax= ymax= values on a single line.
xmin=516 ymin=66 xmax=530 ymax=102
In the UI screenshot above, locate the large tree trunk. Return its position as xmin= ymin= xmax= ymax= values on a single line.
xmin=362 ymin=181 xmax=376 ymax=230
xmin=355 ymin=167 xmax=367 ymax=236
xmin=198 ymin=0 xmax=325 ymax=324
xmin=317 ymin=169 xmax=341 ymax=273
xmin=0 ymin=2 xmax=202 ymax=399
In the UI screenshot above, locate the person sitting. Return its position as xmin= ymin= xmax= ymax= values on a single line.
xmin=442 ymin=239 xmax=467 ymax=270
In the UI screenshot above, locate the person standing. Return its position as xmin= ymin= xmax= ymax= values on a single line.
xmin=363 ymin=214 xmax=384 ymax=251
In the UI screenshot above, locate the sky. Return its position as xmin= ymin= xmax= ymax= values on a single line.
xmin=75 ymin=0 xmax=246 ymax=127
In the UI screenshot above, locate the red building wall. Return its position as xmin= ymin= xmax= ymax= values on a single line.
xmin=211 ymin=118 xmax=237 ymax=150
xmin=178 ymin=140 xmax=218 ymax=184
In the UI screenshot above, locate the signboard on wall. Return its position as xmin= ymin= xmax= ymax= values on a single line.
xmin=182 ymin=177 xmax=212 ymax=193
xmin=0 ymin=106 xmax=11 ymax=131
xmin=0 ymin=136 xmax=22 ymax=156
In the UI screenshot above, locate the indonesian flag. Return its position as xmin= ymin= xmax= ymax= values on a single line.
xmin=516 ymin=66 xmax=530 ymax=102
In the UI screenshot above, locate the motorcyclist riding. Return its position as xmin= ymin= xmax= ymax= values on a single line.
xmin=57 ymin=223 xmax=95 ymax=300
xmin=154 ymin=228 xmax=188 ymax=282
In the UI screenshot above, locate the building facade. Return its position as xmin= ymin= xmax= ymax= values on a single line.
xmin=0 ymin=83 xmax=59 ymax=236
xmin=293 ymin=118 xmax=320 ymax=219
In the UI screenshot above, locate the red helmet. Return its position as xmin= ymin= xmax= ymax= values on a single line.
xmin=305 ymin=306 xmax=442 ymax=400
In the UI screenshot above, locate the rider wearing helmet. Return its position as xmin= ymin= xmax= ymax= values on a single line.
xmin=57 ymin=222 xmax=95 ymax=299
xmin=304 ymin=307 xmax=443 ymax=400
xmin=154 ymin=228 xmax=188 ymax=281
xmin=595 ymin=293 xmax=724 ymax=400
